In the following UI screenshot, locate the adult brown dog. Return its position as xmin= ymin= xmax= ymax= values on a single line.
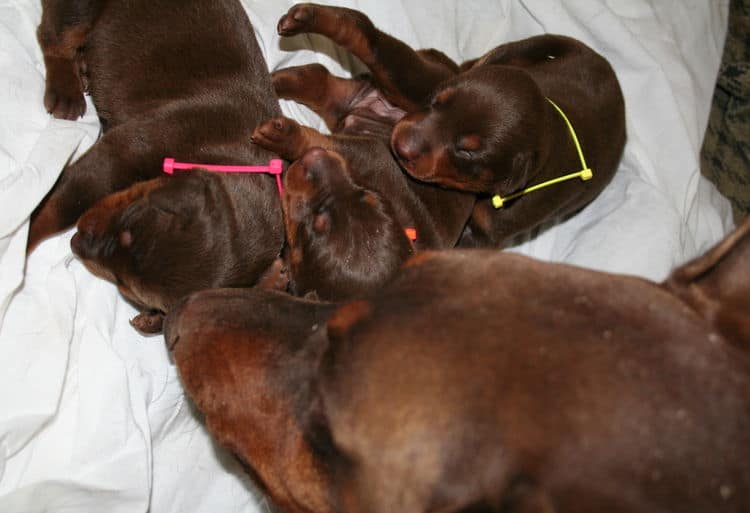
xmin=165 ymin=218 xmax=750 ymax=513
xmin=275 ymin=3 xmax=626 ymax=247
xmin=32 ymin=0 xmax=284 ymax=331
xmin=250 ymin=63 xmax=474 ymax=300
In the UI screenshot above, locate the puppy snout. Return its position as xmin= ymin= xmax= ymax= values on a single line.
xmin=391 ymin=130 xmax=424 ymax=172
xmin=71 ymin=219 xmax=98 ymax=258
xmin=70 ymin=230 xmax=89 ymax=257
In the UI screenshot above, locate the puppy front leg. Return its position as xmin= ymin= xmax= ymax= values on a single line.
xmin=277 ymin=3 xmax=457 ymax=111
xmin=37 ymin=0 xmax=106 ymax=119
xmin=251 ymin=116 xmax=335 ymax=160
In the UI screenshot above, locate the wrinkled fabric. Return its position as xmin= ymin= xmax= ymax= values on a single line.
xmin=0 ymin=0 xmax=733 ymax=512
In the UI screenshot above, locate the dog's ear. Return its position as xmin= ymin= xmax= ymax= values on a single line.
xmin=146 ymin=172 xmax=210 ymax=217
xmin=663 ymin=218 xmax=750 ymax=345
xmin=509 ymin=151 xmax=536 ymax=191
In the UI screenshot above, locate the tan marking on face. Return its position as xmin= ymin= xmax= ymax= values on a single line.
xmin=457 ymin=134 xmax=482 ymax=151
xmin=290 ymin=247 xmax=304 ymax=266
xmin=434 ymin=87 xmax=456 ymax=105
xmin=362 ymin=192 xmax=380 ymax=208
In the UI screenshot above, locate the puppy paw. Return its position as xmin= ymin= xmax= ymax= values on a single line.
xmin=277 ymin=3 xmax=317 ymax=36
xmin=43 ymin=57 xmax=86 ymax=120
xmin=130 ymin=311 xmax=165 ymax=335
xmin=256 ymin=257 xmax=290 ymax=292
xmin=272 ymin=63 xmax=329 ymax=100
xmin=251 ymin=116 xmax=305 ymax=159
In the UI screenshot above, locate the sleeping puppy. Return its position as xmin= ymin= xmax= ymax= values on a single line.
xmin=252 ymin=114 xmax=473 ymax=253
xmin=165 ymin=218 xmax=750 ymax=513
xmin=70 ymin=172 xmax=282 ymax=333
xmin=276 ymin=3 xmax=626 ymax=247
xmin=279 ymin=147 xmax=413 ymax=300
xmin=251 ymin=64 xmax=474 ymax=300
xmin=32 ymin=0 xmax=284 ymax=330
xmin=164 ymin=288 xmax=340 ymax=513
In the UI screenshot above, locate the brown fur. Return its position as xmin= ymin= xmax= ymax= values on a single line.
xmin=165 ymin=218 xmax=750 ymax=513
xmin=166 ymin=289 xmax=340 ymax=513
xmin=276 ymin=147 xmax=414 ymax=300
xmin=32 ymin=0 xmax=285 ymax=329
xmin=252 ymin=63 xmax=474 ymax=300
xmin=275 ymin=3 xmax=626 ymax=247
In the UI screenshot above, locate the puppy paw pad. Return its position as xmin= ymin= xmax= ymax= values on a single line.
xmin=277 ymin=4 xmax=315 ymax=35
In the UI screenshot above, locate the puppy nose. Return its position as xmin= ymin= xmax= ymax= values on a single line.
xmin=392 ymin=131 xmax=423 ymax=170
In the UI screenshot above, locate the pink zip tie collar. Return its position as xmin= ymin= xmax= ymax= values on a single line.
xmin=163 ymin=157 xmax=284 ymax=197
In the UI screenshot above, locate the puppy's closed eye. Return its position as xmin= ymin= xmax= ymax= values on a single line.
xmin=457 ymin=134 xmax=482 ymax=152
xmin=431 ymin=87 xmax=456 ymax=108
xmin=455 ymin=134 xmax=482 ymax=160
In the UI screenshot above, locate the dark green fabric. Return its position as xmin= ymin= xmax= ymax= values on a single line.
xmin=701 ymin=0 xmax=750 ymax=222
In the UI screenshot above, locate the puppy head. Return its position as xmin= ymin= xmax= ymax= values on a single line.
xmin=71 ymin=172 xmax=282 ymax=317
xmin=283 ymin=147 xmax=413 ymax=301
xmin=391 ymin=66 xmax=548 ymax=195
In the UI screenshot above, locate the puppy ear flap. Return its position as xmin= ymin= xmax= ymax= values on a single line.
xmin=511 ymin=151 xmax=536 ymax=189
xmin=663 ymin=218 xmax=750 ymax=343
xmin=148 ymin=173 xmax=208 ymax=217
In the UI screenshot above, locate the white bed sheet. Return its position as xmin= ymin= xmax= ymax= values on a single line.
xmin=0 ymin=0 xmax=733 ymax=512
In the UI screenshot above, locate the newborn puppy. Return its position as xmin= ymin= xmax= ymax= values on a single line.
xmin=71 ymin=172 xmax=282 ymax=332
xmin=280 ymin=147 xmax=413 ymax=300
xmin=252 ymin=115 xmax=473 ymax=250
xmin=252 ymin=64 xmax=474 ymax=299
xmin=252 ymin=115 xmax=473 ymax=299
xmin=166 ymin=218 xmax=750 ymax=513
xmin=276 ymin=4 xmax=626 ymax=247
xmin=33 ymin=0 xmax=284 ymax=329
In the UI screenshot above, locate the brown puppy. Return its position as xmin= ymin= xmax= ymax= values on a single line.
xmin=279 ymin=147 xmax=414 ymax=300
xmin=276 ymin=3 xmax=626 ymax=247
xmin=252 ymin=114 xmax=474 ymax=246
xmin=166 ymin=218 xmax=750 ymax=513
xmin=251 ymin=64 xmax=474 ymax=299
xmin=33 ymin=0 xmax=284 ymax=330
xmin=166 ymin=288 xmax=341 ymax=513
xmin=252 ymin=64 xmax=475 ymax=249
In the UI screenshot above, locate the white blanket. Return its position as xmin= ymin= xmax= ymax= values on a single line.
xmin=0 ymin=0 xmax=733 ymax=511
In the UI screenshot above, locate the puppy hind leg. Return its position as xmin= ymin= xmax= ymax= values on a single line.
xmin=37 ymin=0 xmax=105 ymax=119
xmin=277 ymin=3 xmax=457 ymax=111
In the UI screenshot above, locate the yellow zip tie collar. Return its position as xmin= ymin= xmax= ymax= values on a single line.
xmin=492 ymin=98 xmax=593 ymax=209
